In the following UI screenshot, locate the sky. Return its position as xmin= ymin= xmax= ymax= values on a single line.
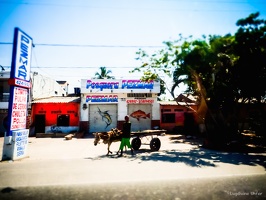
xmin=0 ymin=0 xmax=266 ymax=97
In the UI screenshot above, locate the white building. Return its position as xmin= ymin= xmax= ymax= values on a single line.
xmin=31 ymin=72 xmax=67 ymax=100
xmin=79 ymin=79 xmax=161 ymax=133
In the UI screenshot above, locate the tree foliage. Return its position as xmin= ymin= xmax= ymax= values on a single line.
xmin=94 ymin=66 xmax=115 ymax=79
xmin=234 ymin=12 xmax=266 ymax=102
xmin=131 ymin=12 xmax=266 ymax=142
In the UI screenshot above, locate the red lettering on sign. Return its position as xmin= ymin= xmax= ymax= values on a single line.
xmin=126 ymin=99 xmax=154 ymax=104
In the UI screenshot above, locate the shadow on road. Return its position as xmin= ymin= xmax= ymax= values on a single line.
xmin=133 ymin=148 xmax=266 ymax=169
xmin=87 ymin=146 xmax=266 ymax=169
xmin=86 ymin=145 xmax=266 ymax=169
xmin=87 ymin=134 xmax=266 ymax=169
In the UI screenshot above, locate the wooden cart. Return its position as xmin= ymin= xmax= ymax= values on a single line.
xmin=130 ymin=130 xmax=166 ymax=151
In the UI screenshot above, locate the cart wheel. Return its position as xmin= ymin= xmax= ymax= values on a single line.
xmin=150 ymin=138 xmax=161 ymax=151
xmin=131 ymin=137 xmax=141 ymax=150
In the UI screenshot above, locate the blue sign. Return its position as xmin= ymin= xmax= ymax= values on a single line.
xmin=7 ymin=28 xmax=32 ymax=136
xmin=2 ymin=28 xmax=33 ymax=161
xmin=10 ymin=28 xmax=33 ymax=81
xmin=122 ymin=80 xmax=154 ymax=89
xmin=86 ymin=95 xmax=118 ymax=103
xmin=6 ymin=28 xmax=33 ymax=136
xmin=13 ymin=129 xmax=29 ymax=159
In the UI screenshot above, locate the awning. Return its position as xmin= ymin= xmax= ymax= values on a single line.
xmin=32 ymin=96 xmax=80 ymax=103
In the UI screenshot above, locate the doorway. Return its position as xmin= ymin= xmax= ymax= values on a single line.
xmin=34 ymin=114 xmax=45 ymax=134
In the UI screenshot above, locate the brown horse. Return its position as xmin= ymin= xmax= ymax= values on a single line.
xmin=93 ymin=128 xmax=122 ymax=155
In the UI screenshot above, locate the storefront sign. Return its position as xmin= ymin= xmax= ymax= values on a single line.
xmin=122 ymin=80 xmax=154 ymax=89
xmin=12 ymin=28 xmax=33 ymax=81
xmin=8 ymin=78 xmax=31 ymax=88
xmin=7 ymin=28 xmax=32 ymax=134
xmin=13 ymin=129 xmax=29 ymax=159
xmin=126 ymin=99 xmax=154 ymax=104
xmin=85 ymin=79 xmax=154 ymax=91
xmin=10 ymin=87 xmax=28 ymax=130
xmin=86 ymin=95 xmax=118 ymax=102
xmin=2 ymin=28 xmax=32 ymax=161
xmin=86 ymin=80 xmax=119 ymax=91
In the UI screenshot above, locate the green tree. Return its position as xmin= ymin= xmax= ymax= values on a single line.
xmin=132 ymin=43 xmax=175 ymax=98
xmin=234 ymin=12 xmax=266 ymax=102
xmin=94 ymin=66 xmax=115 ymax=79
xmin=233 ymin=12 xmax=266 ymax=134
xmin=132 ymin=13 xmax=266 ymax=145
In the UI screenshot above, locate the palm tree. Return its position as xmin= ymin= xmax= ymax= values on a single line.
xmin=94 ymin=66 xmax=115 ymax=79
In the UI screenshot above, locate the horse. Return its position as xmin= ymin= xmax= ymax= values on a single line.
xmin=93 ymin=128 xmax=123 ymax=155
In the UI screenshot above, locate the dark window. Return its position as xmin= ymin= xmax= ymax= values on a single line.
xmin=0 ymin=86 xmax=3 ymax=100
xmin=174 ymin=109 xmax=183 ymax=112
xmin=161 ymin=113 xmax=175 ymax=123
xmin=127 ymin=93 xmax=152 ymax=98
xmin=57 ymin=114 xmax=69 ymax=126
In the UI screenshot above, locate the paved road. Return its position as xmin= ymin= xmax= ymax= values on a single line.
xmin=0 ymin=175 xmax=266 ymax=200
xmin=0 ymin=135 xmax=266 ymax=199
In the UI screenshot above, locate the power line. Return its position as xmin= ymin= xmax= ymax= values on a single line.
xmin=0 ymin=42 xmax=164 ymax=48
xmin=31 ymin=66 xmax=136 ymax=69
xmin=1 ymin=65 xmax=138 ymax=69
xmin=1 ymin=0 xmax=265 ymax=8
xmin=31 ymin=48 xmax=55 ymax=78
xmin=36 ymin=43 xmax=165 ymax=48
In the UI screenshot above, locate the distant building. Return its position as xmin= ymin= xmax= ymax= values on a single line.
xmin=31 ymin=72 xmax=67 ymax=100
xmin=0 ymin=69 xmax=68 ymax=136
xmin=0 ymin=69 xmax=11 ymax=135
xmin=159 ymin=94 xmax=199 ymax=133
xmin=56 ymin=80 xmax=69 ymax=95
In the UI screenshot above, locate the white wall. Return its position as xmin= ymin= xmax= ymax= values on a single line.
xmin=31 ymin=73 xmax=67 ymax=100
xmin=79 ymin=79 xmax=161 ymax=129
xmin=152 ymin=97 xmax=160 ymax=120
xmin=80 ymin=96 xmax=89 ymax=121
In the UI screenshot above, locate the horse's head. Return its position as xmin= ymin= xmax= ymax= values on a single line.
xmin=93 ymin=132 xmax=101 ymax=146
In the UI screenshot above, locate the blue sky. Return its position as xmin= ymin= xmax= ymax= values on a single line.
xmin=0 ymin=0 xmax=266 ymax=95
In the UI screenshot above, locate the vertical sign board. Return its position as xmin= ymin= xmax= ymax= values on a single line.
xmin=2 ymin=27 xmax=33 ymax=161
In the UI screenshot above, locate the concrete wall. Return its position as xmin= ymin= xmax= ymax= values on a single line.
xmin=31 ymin=73 xmax=67 ymax=100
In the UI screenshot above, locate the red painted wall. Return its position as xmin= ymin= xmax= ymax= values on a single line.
xmin=31 ymin=103 xmax=79 ymax=126
xmin=160 ymin=104 xmax=198 ymax=132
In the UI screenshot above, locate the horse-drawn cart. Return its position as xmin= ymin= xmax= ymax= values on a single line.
xmin=130 ymin=129 xmax=166 ymax=151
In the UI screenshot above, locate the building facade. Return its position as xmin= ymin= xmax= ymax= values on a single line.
xmin=0 ymin=70 xmax=11 ymax=135
xmin=79 ymin=79 xmax=160 ymax=134
xmin=0 ymin=70 xmax=68 ymax=136
xmin=159 ymin=94 xmax=199 ymax=133
xmin=30 ymin=97 xmax=80 ymax=135
xmin=159 ymin=101 xmax=198 ymax=133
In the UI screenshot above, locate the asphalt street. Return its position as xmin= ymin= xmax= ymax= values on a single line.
xmin=0 ymin=134 xmax=265 ymax=200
